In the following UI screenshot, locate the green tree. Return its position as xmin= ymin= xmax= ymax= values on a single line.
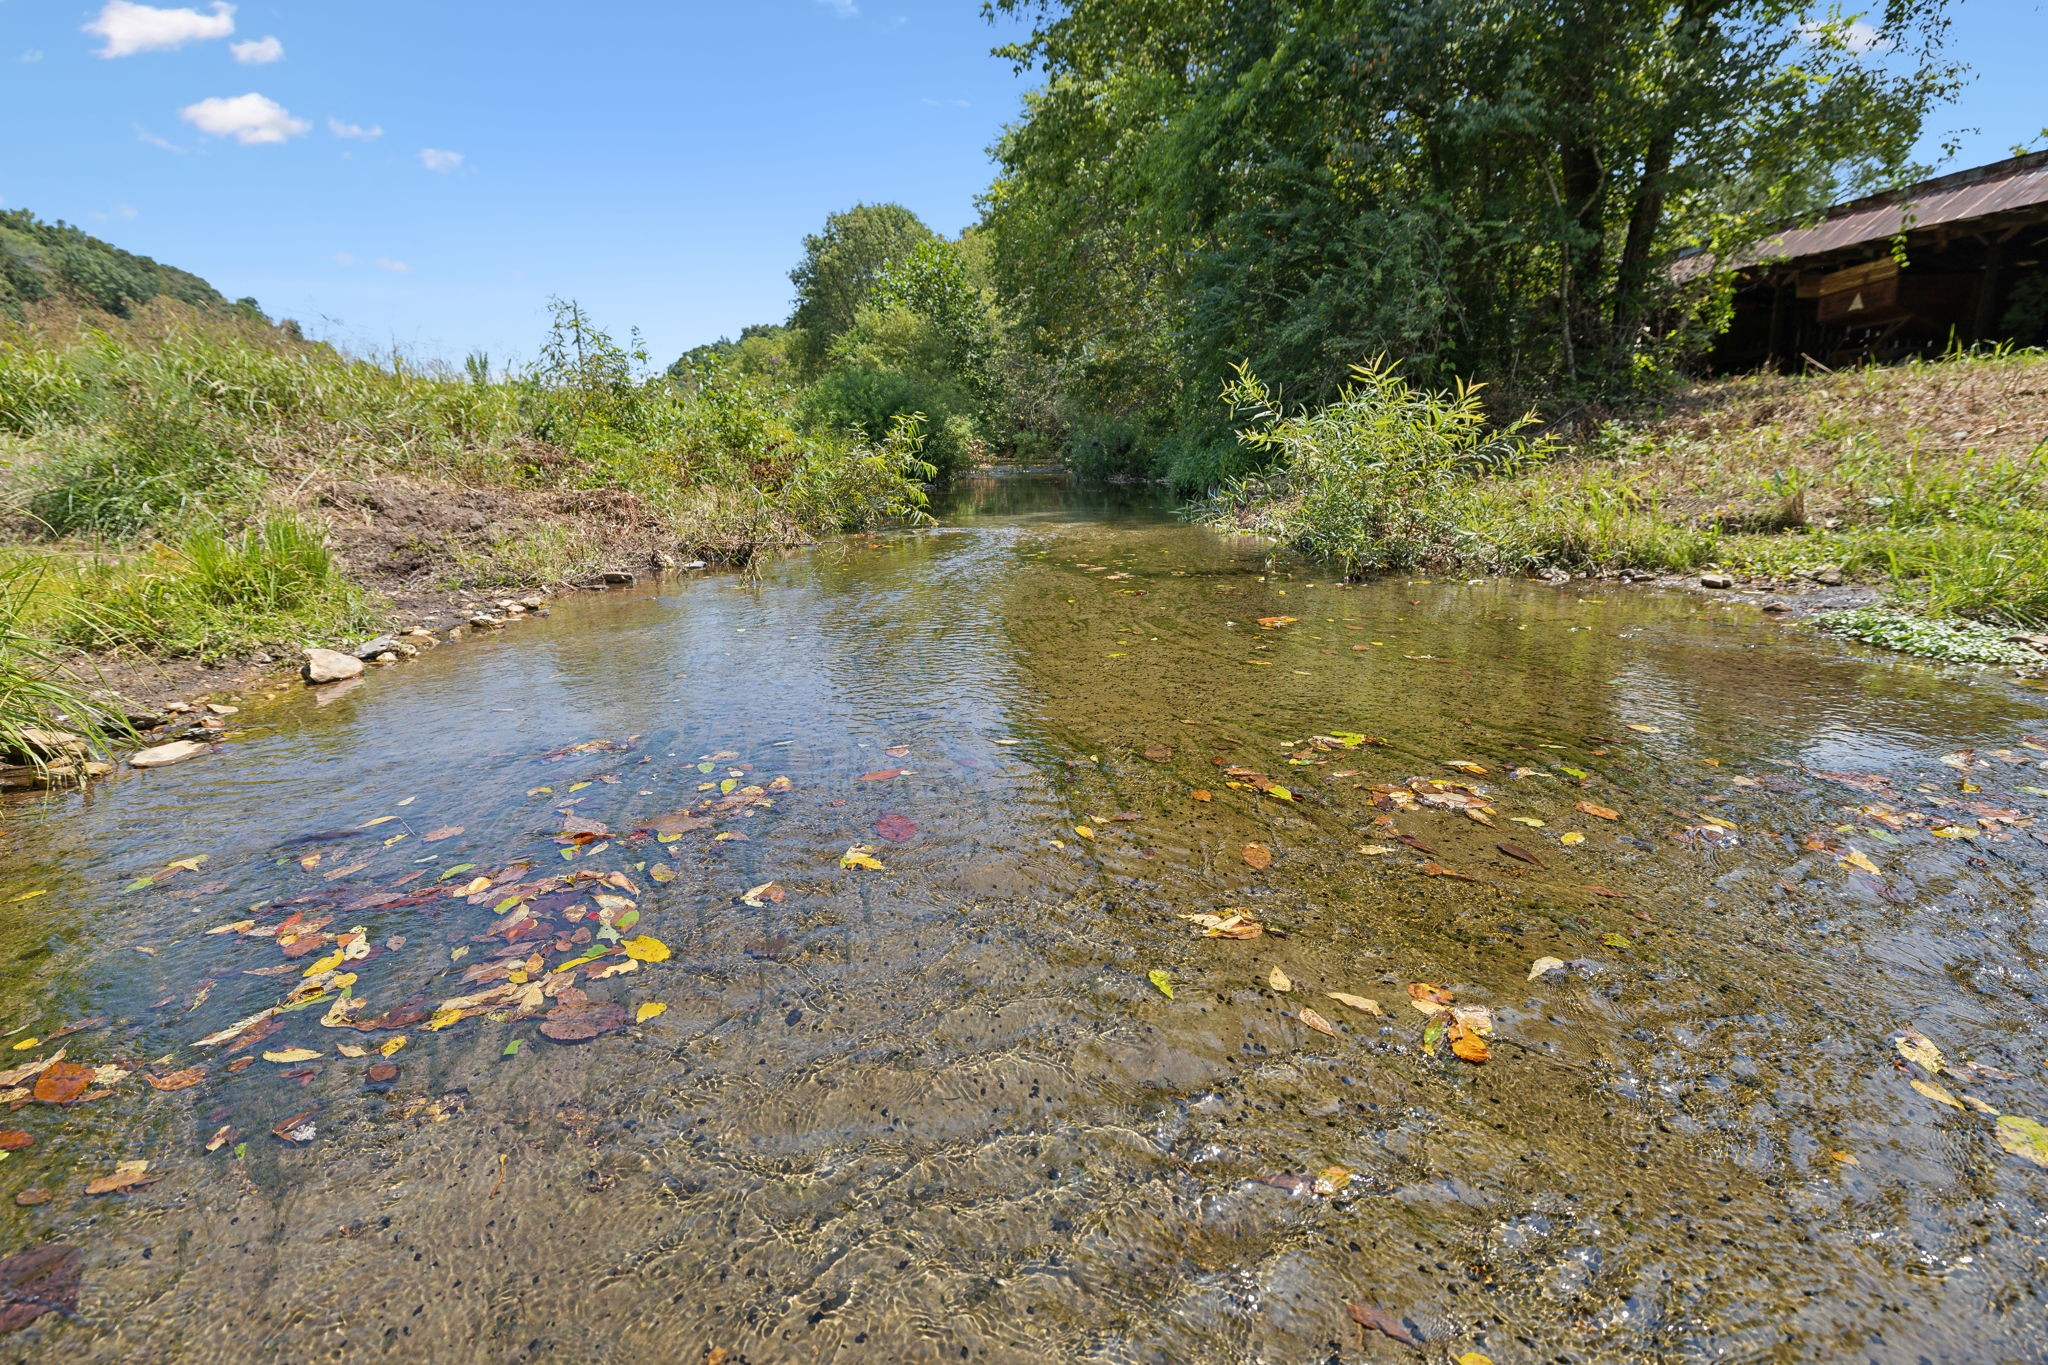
xmin=983 ymin=0 xmax=1963 ymax=479
xmin=788 ymin=203 xmax=939 ymax=371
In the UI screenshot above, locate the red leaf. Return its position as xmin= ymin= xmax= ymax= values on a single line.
xmin=1346 ymin=1303 xmax=1420 ymax=1347
xmin=874 ymin=813 xmax=919 ymax=844
xmin=32 ymin=1061 xmax=95 ymax=1105
xmin=0 ymin=1243 xmax=81 ymax=1334
xmin=858 ymin=768 xmax=907 ymax=782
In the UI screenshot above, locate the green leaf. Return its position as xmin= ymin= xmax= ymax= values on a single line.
xmin=1997 ymin=1116 xmax=2048 ymax=1168
xmin=1147 ymin=969 xmax=1174 ymax=1000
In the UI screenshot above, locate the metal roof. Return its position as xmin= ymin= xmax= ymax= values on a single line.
xmin=1681 ymin=152 xmax=2048 ymax=277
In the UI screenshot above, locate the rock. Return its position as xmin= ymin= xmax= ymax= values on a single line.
xmin=652 ymin=549 xmax=679 ymax=570
xmin=122 ymin=711 xmax=166 ymax=732
xmin=0 ymin=729 xmax=88 ymax=763
xmin=402 ymin=627 xmax=434 ymax=638
xmin=601 ymin=571 xmax=636 ymax=586
xmin=469 ymin=614 xmax=504 ymax=629
xmin=1813 ymin=564 xmax=1844 ymax=586
xmin=206 ymin=703 xmax=238 ymax=716
xmin=249 ymin=651 xmax=274 ymax=665
xmin=1761 ymin=601 xmax=1791 ymax=613
xmin=520 ymin=596 xmax=545 ymax=611
xmin=680 ymin=560 xmax=707 ymax=570
xmin=303 ymin=648 xmax=366 ymax=685
xmin=131 ymin=740 xmax=208 ymax=769
xmin=499 ymin=601 xmax=527 ymax=614
xmin=374 ymin=652 xmax=399 ymax=664
xmin=164 ymin=702 xmax=194 ymax=715
xmin=1700 ymin=573 xmax=1734 ymax=589
xmin=352 ymin=635 xmax=400 ymax=661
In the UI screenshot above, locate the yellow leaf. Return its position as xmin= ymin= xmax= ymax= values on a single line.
xmin=636 ymin=1002 xmax=668 ymax=1023
xmin=302 ymin=950 xmax=344 ymax=977
xmin=1912 ymin=1077 xmax=1965 ymax=1111
xmin=621 ymin=935 xmax=671 ymax=963
xmin=1268 ymin=967 xmax=1293 ymax=992
xmin=1266 ymin=785 xmax=1294 ymax=802
xmin=1148 ymin=969 xmax=1173 ymax=999
xmin=379 ymin=1035 xmax=407 ymax=1056
xmin=1930 ymin=825 xmax=1976 ymax=840
xmin=1510 ymin=816 xmax=1546 ymax=827
xmin=428 ymin=1007 xmax=463 ymax=1031
xmin=840 ymin=844 xmax=885 ymax=871
xmin=1841 ymin=848 xmax=1882 ymax=877
xmin=1626 ymin=724 xmax=1662 ymax=734
xmin=1560 ymin=832 xmax=1586 ymax=846
xmin=1459 ymin=1355 xmax=1497 ymax=1365
xmin=11 ymin=1038 xmax=38 ymax=1051
xmin=1074 ymin=825 xmax=1094 ymax=840
xmin=262 ymin=1048 xmax=322 ymax=1063
xmin=1298 ymin=1007 xmax=1338 ymax=1038
xmin=1325 ymin=992 xmax=1382 ymax=1015
xmin=1896 ymin=1028 xmax=1944 ymax=1073
xmin=650 ymin=863 xmax=676 ymax=883
xmin=1828 ymin=1149 xmax=1859 ymax=1166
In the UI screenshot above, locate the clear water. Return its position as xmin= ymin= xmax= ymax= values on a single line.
xmin=4 ymin=475 xmax=2048 ymax=1362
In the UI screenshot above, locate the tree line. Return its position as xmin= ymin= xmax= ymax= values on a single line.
xmin=694 ymin=0 xmax=1960 ymax=491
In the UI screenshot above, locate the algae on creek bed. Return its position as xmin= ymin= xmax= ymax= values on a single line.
xmin=2 ymin=474 xmax=2048 ymax=1363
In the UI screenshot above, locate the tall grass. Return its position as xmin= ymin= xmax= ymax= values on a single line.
xmin=0 ymin=559 xmax=120 ymax=779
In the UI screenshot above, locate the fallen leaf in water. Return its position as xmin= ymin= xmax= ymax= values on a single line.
xmin=1191 ymin=789 xmax=1212 ymax=802
xmin=272 ymin=1109 xmax=317 ymax=1143
xmin=875 ymin=813 xmax=918 ymax=844
xmin=1585 ymin=885 xmax=1628 ymax=900
xmin=1141 ymin=744 xmax=1172 ymax=762
xmin=1996 ymin=1115 xmax=2048 ymax=1167
xmin=144 ymin=1067 xmax=206 ymax=1092
xmin=1298 ymin=1007 xmax=1338 ymax=1038
xmin=86 ymin=1159 xmax=159 ymax=1196
xmin=0 ymin=1131 xmax=30 ymax=1152
xmin=0 ymin=1242 xmax=81 ymax=1332
xmin=884 ymin=745 xmax=911 ymax=758
xmin=1529 ymin=956 xmax=1567 ymax=981
xmin=621 ymin=935 xmax=670 ymax=963
xmin=367 ymin=1061 xmax=400 ymax=1084
xmin=1421 ymin=860 xmax=1475 ymax=881
xmin=649 ymin=862 xmax=676 ymax=884
xmin=1408 ymin=982 xmax=1454 ymax=1006
xmin=1626 ymin=724 xmax=1662 ymax=734
xmin=1147 ymin=969 xmax=1174 ymax=999
xmin=422 ymin=826 xmax=464 ymax=843
xmin=1074 ymin=825 xmax=1095 ymax=840
xmin=1930 ymin=824 xmax=1976 ymax=839
xmin=204 ymin=1124 xmax=234 ymax=1152
xmin=1510 ymin=816 xmax=1546 ymax=827
xmin=1896 ymin=1028 xmax=1944 ymax=1073
xmin=1496 ymin=841 xmax=1544 ymax=867
xmin=1346 ymin=1302 xmax=1420 ymax=1346
xmin=741 ymin=882 xmax=784 ymax=907
xmin=1358 ymin=844 xmax=1396 ymax=856
xmin=1243 ymin=842 xmax=1273 ymax=870
xmin=1269 ymin=967 xmax=1293 ymax=992
xmin=1841 ymin=848 xmax=1883 ymax=876
xmin=262 ymin=1048 xmax=322 ymax=1064
xmin=379 ymin=1035 xmax=407 ymax=1057
xmin=636 ymin=1001 xmax=668 ymax=1024
xmin=1451 ymin=1029 xmax=1490 ymax=1063
xmin=1458 ymin=1354 xmax=1496 ymax=1365
xmin=1559 ymin=831 xmax=1586 ymax=846
xmin=1445 ymin=761 xmax=1488 ymax=775
xmin=1601 ymin=932 xmax=1630 ymax=947
xmin=859 ymin=768 xmax=908 ymax=782
xmin=1827 ymin=1149 xmax=1858 ymax=1166
xmin=1575 ymin=801 xmax=1620 ymax=822
xmin=1256 ymin=616 xmax=1297 ymax=629
xmin=540 ymin=1001 xmax=629 ymax=1042
xmin=33 ymin=1061 xmax=95 ymax=1105
xmin=1912 ymin=1077 xmax=1966 ymax=1111
xmin=1326 ymin=992 xmax=1382 ymax=1015
xmin=1178 ymin=911 xmax=1264 ymax=939
xmin=840 ymin=844 xmax=885 ymax=871
xmin=1395 ymin=833 xmax=1441 ymax=856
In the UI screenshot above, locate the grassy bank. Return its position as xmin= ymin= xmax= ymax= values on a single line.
xmin=1199 ymin=348 xmax=2048 ymax=665
xmin=0 ymin=299 xmax=938 ymax=752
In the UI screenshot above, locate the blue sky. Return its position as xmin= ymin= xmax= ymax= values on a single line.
xmin=2 ymin=0 xmax=2044 ymax=369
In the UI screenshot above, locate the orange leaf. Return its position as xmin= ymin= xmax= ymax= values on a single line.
xmin=1575 ymin=801 xmax=1620 ymax=822
xmin=1242 ymin=842 xmax=1273 ymax=870
xmin=1298 ymin=1008 xmax=1338 ymax=1037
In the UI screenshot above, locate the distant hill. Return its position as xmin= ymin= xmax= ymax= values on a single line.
xmin=0 ymin=209 xmax=236 ymax=324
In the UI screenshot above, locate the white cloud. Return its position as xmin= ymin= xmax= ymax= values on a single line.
xmin=179 ymin=92 xmax=310 ymax=145
xmin=229 ymin=34 xmax=281 ymax=64
xmin=85 ymin=1 xmax=234 ymax=58
xmin=116 ymin=204 xmax=138 ymax=220
xmin=1798 ymin=14 xmax=1886 ymax=52
xmin=816 ymin=0 xmax=858 ymax=15
xmin=19 ymin=49 xmax=43 ymax=63
xmin=136 ymin=126 xmax=185 ymax=152
xmin=328 ymin=117 xmax=383 ymax=141
xmin=375 ymin=258 xmax=411 ymax=273
xmin=332 ymin=252 xmax=356 ymax=266
xmin=921 ymin=97 xmax=969 ymax=109
xmin=417 ymin=147 xmax=463 ymax=173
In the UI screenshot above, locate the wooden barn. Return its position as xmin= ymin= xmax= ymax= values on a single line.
xmin=1694 ymin=151 xmax=2048 ymax=371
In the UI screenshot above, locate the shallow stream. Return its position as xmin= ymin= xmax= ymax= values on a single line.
xmin=4 ymin=476 xmax=2048 ymax=1362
